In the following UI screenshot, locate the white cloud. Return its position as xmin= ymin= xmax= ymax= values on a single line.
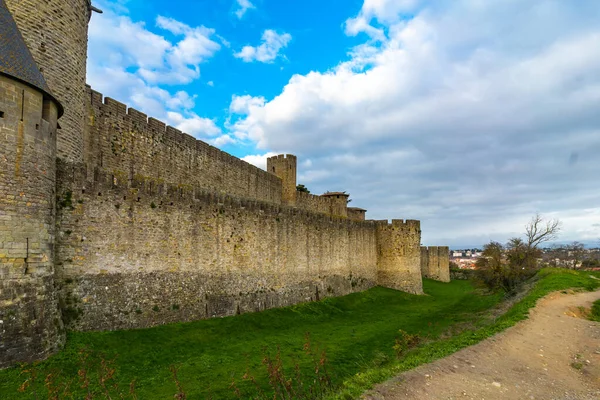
xmin=87 ymin=1 xmax=222 ymax=141
xmin=241 ymin=152 xmax=279 ymax=170
xmin=234 ymin=0 xmax=255 ymax=19
xmin=234 ymin=30 xmax=292 ymax=63
xmin=212 ymin=134 xmax=236 ymax=147
xmin=166 ymin=111 xmax=221 ymax=137
xmin=230 ymin=94 xmax=266 ymax=114
xmin=230 ymin=0 xmax=600 ymax=246
xmin=345 ymin=0 xmax=421 ymax=40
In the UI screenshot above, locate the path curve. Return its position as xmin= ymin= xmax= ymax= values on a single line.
xmin=363 ymin=289 xmax=600 ymax=400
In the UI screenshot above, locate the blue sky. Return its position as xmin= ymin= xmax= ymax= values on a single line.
xmin=89 ymin=0 xmax=367 ymax=157
xmin=87 ymin=0 xmax=600 ymax=248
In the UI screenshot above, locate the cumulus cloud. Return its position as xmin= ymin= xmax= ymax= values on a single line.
xmin=241 ymin=152 xmax=279 ymax=170
xmin=234 ymin=0 xmax=255 ymax=19
xmin=166 ymin=111 xmax=221 ymax=137
xmin=230 ymin=94 xmax=266 ymax=114
xmin=230 ymin=0 xmax=600 ymax=246
xmin=87 ymin=0 xmax=222 ymax=141
xmin=345 ymin=0 xmax=422 ymax=40
xmin=234 ymin=30 xmax=292 ymax=63
xmin=212 ymin=134 xmax=237 ymax=147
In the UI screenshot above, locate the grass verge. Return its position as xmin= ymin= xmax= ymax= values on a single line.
xmin=0 ymin=279 xmax=501 ymax=399
xmin=0 ymin=268 xmax=597 ymax=399
xmin=325 ymin=268 xmax=600 ymax=399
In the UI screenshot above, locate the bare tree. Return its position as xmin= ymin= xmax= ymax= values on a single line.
xmin=525 ymin=213 xmax=562 ymax=249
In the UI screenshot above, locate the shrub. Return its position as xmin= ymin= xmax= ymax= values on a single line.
xmin=476 ymin=240 xmax=538 ymax=293
xmin=392 ymin=329 xmax=420 ymax=359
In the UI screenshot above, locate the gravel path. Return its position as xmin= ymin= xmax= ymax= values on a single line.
xmin=363 ymin=289 xmax=600 ymax=400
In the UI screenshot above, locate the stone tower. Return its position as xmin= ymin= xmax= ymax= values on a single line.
xmin=376 ymin=220 xmax=423 ymax=294
xmin=321 ymin=192 xmax=349 ymax=218
xmin=267 ymin=154 xmax=297 ymax=206
xmin=5 ymin=0 xmax=94 ymax=163
xmin=0 ymin=0 xmax=64 ymax=367
xmin=420 ymin=246 xmax=450 ymax=282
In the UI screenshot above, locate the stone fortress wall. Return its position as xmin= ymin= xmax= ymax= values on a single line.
xmin=55 ymin=163 xmax=380 ymax=331
xmin=82 ymin=88 xmax=283 ymax=204
xmin=420 ymin=246 xmax=450 ymax=282
xmin=0 ymin=74 xmax=63 ymax=367
xmin=54 ymin=88 xmax=423 ymax=332
xmin=0 ymin=0 xmax=449 ymax=368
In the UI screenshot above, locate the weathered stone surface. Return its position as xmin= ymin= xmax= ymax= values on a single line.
xmin=420 ymin=246 xmax=450 ymax=282
xmin=0 ymin=75 xmax=64 ymax=368
xmin=6 ymin=0 xmax=91 ymax=163
xmin=54 ymin=162 xmax=382 ymax=330
xmin=59 ymin=272 xmax=376 ymax=331
xmin=376 ymin=220 xmax=423 ymax=294
xmin=83 ymin=88 xmax=282 ymax=204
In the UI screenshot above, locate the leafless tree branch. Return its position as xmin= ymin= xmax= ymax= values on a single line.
xmin=525 ymin=213 xmax=561 ymax=249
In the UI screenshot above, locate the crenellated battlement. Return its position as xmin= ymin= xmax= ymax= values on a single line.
xmin=84 ymin=86 xmax=283 ymax=205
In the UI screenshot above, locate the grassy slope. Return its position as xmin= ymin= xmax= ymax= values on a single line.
xmin=327 ymin=268 xmax=600 ymax=399
xmin=0 ymin=279 xmax=501 ymax=399
xmin=1 ymin=268 xmax=597 ymax=399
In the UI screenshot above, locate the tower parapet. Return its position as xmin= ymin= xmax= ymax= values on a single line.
xmin=267 ymin=154 xmax=297 ymax=206
xmin=5 ymin=0 xmax=95 ymax=163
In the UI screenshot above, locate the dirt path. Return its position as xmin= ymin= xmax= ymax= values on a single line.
xmin=363 ymin=290 xmax=600 ymax=400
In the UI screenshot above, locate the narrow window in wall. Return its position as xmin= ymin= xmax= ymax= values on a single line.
xmin=0 ymin=111 xmax=4 ymax=118
xmin=42 ymin=99 xmax=52 ymax=122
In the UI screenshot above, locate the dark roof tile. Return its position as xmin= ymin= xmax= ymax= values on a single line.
xmin=0 ymin=0 xmax=63 ymax=116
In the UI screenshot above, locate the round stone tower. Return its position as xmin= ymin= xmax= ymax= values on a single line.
xmin=0 ymin=0 xmax=65 ymax=368
xmin=5 ymin=0 xmax=93 ymax=163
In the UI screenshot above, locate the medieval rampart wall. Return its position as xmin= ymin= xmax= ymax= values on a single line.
xmin=83 ymin=87 xmax=282 ymax=205
xmin=420 ymin=246 xmax=450 ymax=282
xmin=296 ymin=191 xmax=333 ymax=215
xmin=348 ymin=208 xmax=366 ymax=221
xmin=437 ymin=246 xmax=450 ymax=282
xmin=376 ymin=220 xmax=423 ymax=294
xmin=295 ymin=192 xmax=350 ymax=217
xmin=55 ymin=163 xmax=379 ymax=331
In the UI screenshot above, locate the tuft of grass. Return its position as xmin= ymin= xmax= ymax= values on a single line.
xmin=590 ymin=299 xmax=600 ymax=322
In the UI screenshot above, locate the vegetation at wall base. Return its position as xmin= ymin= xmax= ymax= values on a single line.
xmin=590 ymin=298 xmax=600 ymax=322
xmin=1 ymin=268 xmax=597 ymax=399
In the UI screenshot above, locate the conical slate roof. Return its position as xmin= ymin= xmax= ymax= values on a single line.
xmin=0 ymin=0 xmax=63 ymax=116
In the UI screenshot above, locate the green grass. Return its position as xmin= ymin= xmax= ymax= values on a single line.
xmin=590 ymin=299 xmax=600 ymax=322
xmin=1 ymin=268 xmax=597 ymax=399
xmin=325 ymin=268 xmax=600 ymax=399
xmin=0 ymin=279 xmax=501 ymax=399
